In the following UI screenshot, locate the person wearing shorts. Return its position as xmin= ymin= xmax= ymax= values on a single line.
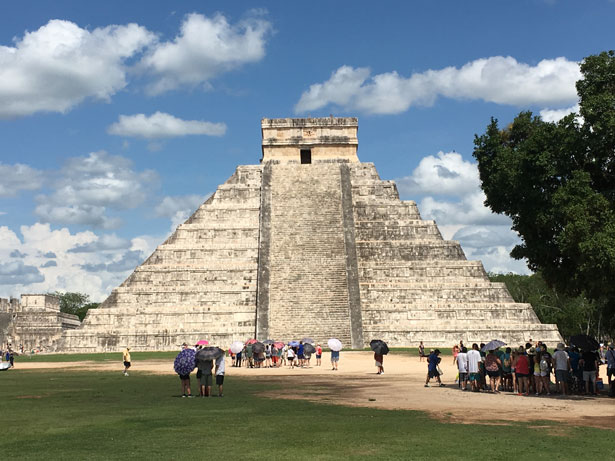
xmin=331 ymin=350 xmax=339 ymax=370
xmin=580 ymin=349 xmax=599 ymax=395
xmin=316 ymin=345 xmax=322 ymax=367
xmin=215 ymin=354 xmax=225 ymax=397
xmin=179 ymin=373 xmax=192 ymax=397
xmin=199 ymin=359 xmax=214 ymax=397
xmin=122 ymin=347 xmax=131 ymax=376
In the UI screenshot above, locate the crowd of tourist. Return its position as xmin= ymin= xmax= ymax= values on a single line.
xmin=425 ymin=340 xmax=615 ymax=397
xmin=229 ymin=342 xmax=338 ymax=370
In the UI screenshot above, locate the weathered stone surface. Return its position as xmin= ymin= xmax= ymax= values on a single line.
xmin=52 ymin=117 xmax=561 ymax=351
xmin=0 ymin=294 xmax=80 ymax=351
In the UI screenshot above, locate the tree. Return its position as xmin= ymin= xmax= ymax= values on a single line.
xmin=488 ymin=272 xmax=611 ymax=339
xmin=53 ymin=291 xmax=99 ymax=321
xmin=474 ymin=51 xmax=615 ymax=327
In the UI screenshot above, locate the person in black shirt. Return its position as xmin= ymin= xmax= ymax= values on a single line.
xmin=579 ymin=349 xmax=599 ymax=395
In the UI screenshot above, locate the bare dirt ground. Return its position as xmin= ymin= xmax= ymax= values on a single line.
xmin=15 ymin=352 xmax=615 ymax=428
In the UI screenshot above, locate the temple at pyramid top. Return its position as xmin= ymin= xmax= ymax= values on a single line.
xmin=261 ymin=117 xmax=359 ymax=164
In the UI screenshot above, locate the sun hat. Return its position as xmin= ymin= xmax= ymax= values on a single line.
xmin=528 ymin=347 xmax=536 ymax=355
xmin=556 ymin=343 xmax=565 ymax=351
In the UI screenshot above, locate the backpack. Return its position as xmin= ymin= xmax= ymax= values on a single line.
xmin=540 ymin=358 xmax=549 ymax=373
xmin=502 ymin=355 xmax=511 ymax=369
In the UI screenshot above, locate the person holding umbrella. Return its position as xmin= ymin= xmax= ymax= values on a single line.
xmin=374 ymin=351 xmax=384 ymax=375
xmin=174 ymin=348 xmax=196 ymax=398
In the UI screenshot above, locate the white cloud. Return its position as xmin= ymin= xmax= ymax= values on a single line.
xmin=0 ymin=163 xmax=45 ymax=197
xmin=0 ymin=19 xmax=155 ymax=118
xmin=296 ymin=56 xmax=581 ymax=114
xmin=108 ymin=112 xmax=226 ymax=139
xmin=0 ymin=223 xmax=158 ymax=301
xmin=395 ymin=151 xmax=528 ymax=274
xmin=396 ymin=151 xmax=480 ymax=197
xmin=34 ymin=151 xmax=158 ymax=229
xmin=155 ymin=194 xmax=209 ymax=231
xmin=140 ymin=12 xmax=272 ymax=94
xmin=539 ymin=103 xmax=580 ymax=122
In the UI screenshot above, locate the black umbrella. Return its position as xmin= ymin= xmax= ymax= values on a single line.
xmin=303 ymin=343 xmax=316 ymax=354
xmin=370 ymin=339 xmax=389 ymax=355
xmin=195 ymin=347 xmax=224 ymax=362
xmin=569 ymin=334 xmax=599 ymax=351
xmin=252 ymin=342 xmax=265 ymax=354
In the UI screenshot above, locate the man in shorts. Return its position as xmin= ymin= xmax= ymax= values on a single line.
xmin=466 ymin=343 xmax=482 ymax=392
xmin=425 ymin=349 xmax=444 ymax=387
xmin=215 ymin=353 xmax=225 ymax=397
xmin=199 ymin=359 xmax=214 ymax=397
xmin=552 ymin=343 xmax=571 ymax=395
xmin=331 ymin=349 xmax=339 ymax=370
xmin=122 ymin=347 xmax=131 ymax=376
xmin=580 ymin=348 xmax=599 ymax=395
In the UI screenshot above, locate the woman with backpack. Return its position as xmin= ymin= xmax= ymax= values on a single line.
xmin=484 ymin=349 xmax=502 ymax=393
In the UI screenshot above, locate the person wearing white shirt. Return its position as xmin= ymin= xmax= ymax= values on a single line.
xmin=456 ymin=347 xmax=469 ymax=390
xmin=466 ymin=343 xmax=483 ymax=392
xmin=215 ymin=354 xmax=226 ymax=397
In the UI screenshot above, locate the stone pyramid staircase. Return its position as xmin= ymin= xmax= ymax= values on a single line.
xmin=349 ymin=163 xmax=562 ymax=346
xmin=259 ymin=163 xmax=353 ymax=345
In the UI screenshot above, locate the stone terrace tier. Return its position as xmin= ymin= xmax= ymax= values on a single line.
xmin=348 ymin=163 xmax=562 ymax=347
xmin=59 ymin=166 xmax=263 ymax=352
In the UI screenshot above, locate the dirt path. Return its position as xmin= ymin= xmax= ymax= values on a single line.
xmin=14 ymin=352 xmax=615 ymax=428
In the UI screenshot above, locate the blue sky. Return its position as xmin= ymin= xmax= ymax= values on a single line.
xmin=1 ymin=1 xmax=614 ymax=301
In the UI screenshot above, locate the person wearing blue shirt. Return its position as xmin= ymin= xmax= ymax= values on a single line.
xmin=425 ymin=349 xmax=444 ymax=387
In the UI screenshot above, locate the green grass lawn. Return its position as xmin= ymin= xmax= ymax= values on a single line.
xmin=0 ymin=367 xmax=611 ymax=460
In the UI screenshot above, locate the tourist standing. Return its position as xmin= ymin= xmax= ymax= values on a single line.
xmin=484 ymin=350 xmax=502 ymax=393
xmin=246 ymin=344 xmax=253 ymax=368
xmin=425 ymin=349 xmax=443 ymax=387
xmin=374 ymin=352 xmax=384 ymax=375
xmin=467 ymin=343 xmax=482 ymax=392
xmin=456 ymin=346 xmax=469 ymax=390
xmin=418 ymin=341 xmax=425 ymax=362
xmin=452 ymin=344 xmax=460 ymax=365
xmin=215 ymin=354 xmax=225 ymax=397
xmin=199 ymin=359 xmax=214 ymax=397
xmin=331 ymin=349 xmax=339 ymax=370
xmin=316 ymin=344 xmax=322 ymax=366
xmin=122 ymin=347 xmax=131 ymax=376
xmin=515 ymin=346 xmax=530 ymax=396
xmin=287 ymin=346 xmax=296 ymax=368
xmin=298 ymin=341 xmax=305 ymax=367
xmin=580 ymin=348 xmax=599 ymax=395
xmin=553 ymin=343 xmax=571 ymax=395
xmin=500 ymin=347 xmax=513 ymax=392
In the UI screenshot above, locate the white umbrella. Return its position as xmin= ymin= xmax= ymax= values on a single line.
xmin=230 ymin=341 xmax=244 ymax=354
xmin=328 ymin=338 xmax=343 ymax=351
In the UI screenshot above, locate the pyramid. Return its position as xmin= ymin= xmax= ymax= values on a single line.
xmin=59 ymin=117 xmax=562 ymax=351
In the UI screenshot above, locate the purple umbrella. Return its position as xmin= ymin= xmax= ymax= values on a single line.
xmin=174 ymin=348 xmax=196 ymax=375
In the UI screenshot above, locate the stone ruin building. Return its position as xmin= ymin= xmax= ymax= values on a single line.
xmin=0 ymin=294 xmax=80 ymax=351
xmin=58 ymin=117 xmax=562 ymax=352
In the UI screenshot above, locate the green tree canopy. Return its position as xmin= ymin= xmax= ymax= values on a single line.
xmin=53 ymin=291 xmax=99 ymax=321
xmin=474 ymin=51 xmax=615 ymax=321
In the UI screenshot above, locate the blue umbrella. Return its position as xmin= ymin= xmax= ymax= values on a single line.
xmin=174 ymin=348 xmax=196 ymax=375
xmin=288 ymin=340 xmax=300 ymax=347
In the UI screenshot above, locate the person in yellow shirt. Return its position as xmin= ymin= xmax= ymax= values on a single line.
xmin=122 ymin=347 xmax=131 ymax=376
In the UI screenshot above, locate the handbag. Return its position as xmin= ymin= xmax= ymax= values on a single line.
xmin=437 ymin=365 xmax=444 ymax=376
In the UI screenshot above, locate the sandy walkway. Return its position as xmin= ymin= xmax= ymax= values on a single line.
xmin=14 ymin=352 xmax=615 ymax=428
